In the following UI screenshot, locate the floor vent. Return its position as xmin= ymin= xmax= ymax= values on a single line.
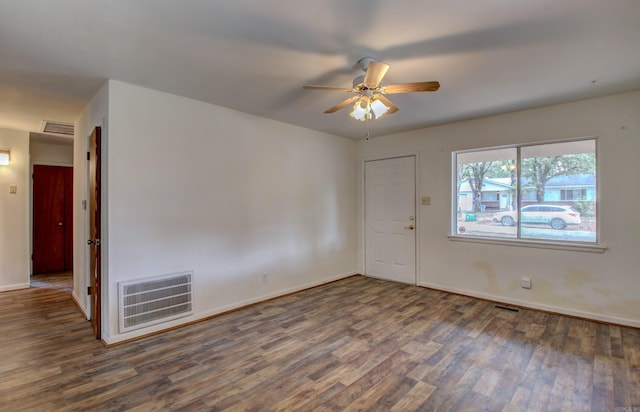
xmin=118 ymin=271 xmax=193 ymax=333
xmin=495 ymin=305 xmax=519 ymax=312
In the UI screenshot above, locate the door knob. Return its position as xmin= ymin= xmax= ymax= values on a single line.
xmin=58 ymin=222 xmax=64 ymax=226
xmin=87 ymin=239 xmax=94 ymax=245
xmin=404 ymin=225 xmax=415 ymax=230
xmin=87 ymin=239 xmax=101 ymax=246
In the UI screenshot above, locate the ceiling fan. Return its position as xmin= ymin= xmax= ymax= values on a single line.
xmin=303 ymin=57 xmax=440 ymax=121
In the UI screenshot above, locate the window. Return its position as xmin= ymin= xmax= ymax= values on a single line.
xmin=454 ymin=139 xmax=596 ymax=243
xmin=481 ymin=191 xmax=500 ymax=201
xmin=560 ymin=189 xmax=587 ymax=201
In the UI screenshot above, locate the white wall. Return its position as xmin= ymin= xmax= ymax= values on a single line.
xmin=101 ymin=80 xmax=357 ymax=343
xmin=74 ymin=82 xmax=109 ymax=318
xmin=30 ymin=141 xmax=73 ymax=166
xmin=358 ymin=90 xmax=640 ymax=326
xmin=0 ymin=128 xmax=30 ymax=291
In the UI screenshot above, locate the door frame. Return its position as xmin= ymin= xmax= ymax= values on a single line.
xmin=88 ymin=127 xmax=102 ymax=340
xmin=29 ymin=161 xmax=73 ymax=276
xmin=360 ymin=152 xmax=420 ymax=285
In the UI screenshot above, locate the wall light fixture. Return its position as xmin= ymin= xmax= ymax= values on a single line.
xmin=0 ymin=150 xmax=10 ymax=166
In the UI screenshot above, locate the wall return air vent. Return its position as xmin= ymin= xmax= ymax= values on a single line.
xmin=118 ymin=271 xmax=193 ymax=333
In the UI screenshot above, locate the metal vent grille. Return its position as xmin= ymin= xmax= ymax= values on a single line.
xmin=118 ymin=272 xmax=193 ymax=333
xmin=42 ymin=120 xmax=74 ymax=136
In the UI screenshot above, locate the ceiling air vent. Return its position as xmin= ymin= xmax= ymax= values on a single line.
xmin=42 ymin=120 xmax=74 ymax=136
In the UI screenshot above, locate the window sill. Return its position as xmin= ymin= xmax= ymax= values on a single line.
xmin=447 ymin=235 xmax=608 ymax=253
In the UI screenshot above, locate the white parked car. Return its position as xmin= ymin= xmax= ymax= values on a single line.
xmin=493 ymin=205 xmax=581 ymax=230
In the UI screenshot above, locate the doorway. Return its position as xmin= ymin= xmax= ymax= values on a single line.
xmin=32 ymin=165 xmax=73 ymax=274
xmin=364 ymin=156 xmax=416 ymax=284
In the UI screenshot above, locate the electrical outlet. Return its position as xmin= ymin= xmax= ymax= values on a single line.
xmin=520 ymin=277 xmax=532 ymax=289
xmin=421 ymin=196 xmax=431 ymax=206
xmin=261 ymin=273 xmax=269 ymax=283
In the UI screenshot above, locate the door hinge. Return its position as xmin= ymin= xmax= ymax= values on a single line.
xmin=87 ymin=152 xmax=90 ymax=161
xmin=87 ymin=286 xmax=92 ymax=295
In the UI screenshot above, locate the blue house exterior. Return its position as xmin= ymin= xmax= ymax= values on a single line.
xmin=458 ymin=178 xmax=513 ymax=212
xmin=521 ymin=174 xmax=596 ymax=202
xmin=458 ymin=174 xmax=595 ymax=212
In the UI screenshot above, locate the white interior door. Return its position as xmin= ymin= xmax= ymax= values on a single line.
xmin=365 ymin=156 xmax=416 ymax=284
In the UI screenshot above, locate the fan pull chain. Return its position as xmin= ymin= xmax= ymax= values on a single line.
xmin=364 ymin=117 xmax=370 ymax=140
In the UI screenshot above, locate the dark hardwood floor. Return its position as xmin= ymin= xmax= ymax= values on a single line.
xmin=1 ymin=273 xmax=638 ymax=411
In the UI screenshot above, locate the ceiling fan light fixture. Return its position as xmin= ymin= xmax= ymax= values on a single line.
xmin=350 ymin=99 xmax=370 ymax=121
xmin=370 ymin=98 xmax=390 ymax=119
xmin=304 ymin=59 xmax=438 ymax=121
xmin=350 ymin=97 xmax=390 ymax=121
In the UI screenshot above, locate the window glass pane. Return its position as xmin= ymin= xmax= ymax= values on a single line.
xmin=453 ymin=138 xmax=597 ymax=244
xmin=520 ymin=140 xmax=596 ymax=242
xmin=455 ymin=148 xmax=517 ymax=238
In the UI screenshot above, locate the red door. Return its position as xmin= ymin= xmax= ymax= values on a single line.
xmin=33 ymin=165 xmax=73 ymax=274
xmin=89 ymin=127 xmax=102 ymax=339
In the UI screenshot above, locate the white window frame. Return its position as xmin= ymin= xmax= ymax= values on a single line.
xmin=449 ymin=137 xmax=607 ymax=253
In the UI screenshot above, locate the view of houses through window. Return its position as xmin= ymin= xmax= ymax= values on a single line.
xmin=454 ymin=139 xmax=596 ymax=243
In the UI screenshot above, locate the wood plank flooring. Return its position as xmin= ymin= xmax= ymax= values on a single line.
xmin=1 ymin=273 xmax=638 ymax=411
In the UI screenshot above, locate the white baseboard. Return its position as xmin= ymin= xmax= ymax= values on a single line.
xmin=103 ymin=271 xmax=358 ymax=345
xmin=0 ymin=283 xmax=30 ymax=292
xmin=418 ymin=281 xmax=640 ymax=328
xmin=72 ymin=291 xmax=89 ymax=319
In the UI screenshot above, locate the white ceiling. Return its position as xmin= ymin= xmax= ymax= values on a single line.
xmin=1 ymin=0 xmax=639 ymax=140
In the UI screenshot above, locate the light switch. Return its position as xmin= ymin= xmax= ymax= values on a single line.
xmin=9 ymin=185 xmax=17 ymax=194
xmin=421 ymin=196 xmax=431 ymax=206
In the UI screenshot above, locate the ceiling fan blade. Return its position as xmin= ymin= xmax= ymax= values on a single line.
xmin=375 ymin=94 xmax=399 ymax=114
xmin=383 ymin=81 xmax=440 ymax=94
xmin=303 ymin=85 xmax=353 ymax=92
xmin=363 ymin=62 xmax=390 ymax=88
xmin=324 ymin=96 xmax=360 ymax=113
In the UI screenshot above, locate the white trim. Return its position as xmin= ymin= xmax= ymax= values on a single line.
xmin=102 ymin=271 xmax=358 ymax=345
xmin=451 ymin=136 xmax=600 ymax=249
xmin=0 ymin=283 xmax=30 ymax=292
xmin=418 ymin=280 xmax=640 ymax=328
xmin=448 ymin=234 xmax=607 ymax=253
xmin=453 ymin=135 xmax=599 ymax=155
xmin=72 ymin=290 xmax=89 ymax=319
xmin=595 ymin=136 xmax=602 ymax=245
xmin=101 ymin=329 xmax=111 ymax=345
xmin=31 ymin=160 xmax=74 ymax=167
